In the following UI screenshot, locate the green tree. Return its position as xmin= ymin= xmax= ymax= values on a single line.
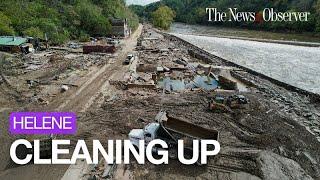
xmin=129 ymin=5 xmax=145 ymax=18
xmin=0 ymin=0 xmax=139 ymax=44
xmin=23 ymin=27 xmax=44 ymax=39
xmin=137 ymin=0 xmax=320 ymax=33
xmin=152 ymin=6 xmax=176 ymax=30
xmin=0 ymin=12 xmax=14 ymax=35
xmin=76 ymin=1 xmax=111 ymax=36
xmin=316 ymin=0 xmax=320 ymax=32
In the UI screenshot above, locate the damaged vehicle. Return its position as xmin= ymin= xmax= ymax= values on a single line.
xmin=209 ymin=94 xmax=248 ymax=112
xmin=129 ymin=111 xmax=219 ymax=165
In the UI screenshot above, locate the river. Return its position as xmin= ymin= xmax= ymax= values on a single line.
xmin=170 ymin=23 xmax=320 ymax=94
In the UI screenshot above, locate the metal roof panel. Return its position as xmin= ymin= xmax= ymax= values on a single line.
xmin=0 ymin=36 xmax=27 ymax=46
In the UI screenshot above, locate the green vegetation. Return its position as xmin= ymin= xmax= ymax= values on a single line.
xmin=23 ymin=27 xmax=44 ymax=39
xmin=0 ymin=0 xmax=139 ymax=45
xmin=0 ymin=12 xmax=14 ymax=35
xmin=151 ymin=6 xmax=175 ymax=30
xmin=129 ymin=5 xmax=146 ymax=22
xmin=132 ymin=0 xmax=320 ymax=33
xmin=316 ymin=0 xmax=320 ymax=32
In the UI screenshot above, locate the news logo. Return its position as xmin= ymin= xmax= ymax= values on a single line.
xmin=206 ymin=8 xmax=310 ymax=23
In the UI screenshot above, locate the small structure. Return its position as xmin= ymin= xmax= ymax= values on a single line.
xmin=83 ymin=45 xmax=116 ymax=54
xmin=108 ymin=18 xmax=130 ymax=38
xmin=0 ymin=36 xmax=33 ymax=53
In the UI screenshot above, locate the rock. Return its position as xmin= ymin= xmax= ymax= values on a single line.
xmin=61 ymin=85 xmax=69 ymax=92
xmin=38 ymin=97 xmax=49 ymax=105
xmin=38 ymin=97 xmax=45 ymax=102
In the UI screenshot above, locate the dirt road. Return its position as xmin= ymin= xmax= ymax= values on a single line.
xmin=52 ymin=24 xmax=143 ymax=113
xmin=0 ymin=24 xmax=143 ymax=180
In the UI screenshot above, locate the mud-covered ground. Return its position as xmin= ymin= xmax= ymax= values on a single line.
xmin=73 ymin=25 xmax=320 ymax=179
xmin=0 ymin=25 xmax=143 ymax=179
xmin=78 ymin=90 xmax=319 ymax=179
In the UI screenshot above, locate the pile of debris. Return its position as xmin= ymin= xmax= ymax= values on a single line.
xmin=83 ymin=45 xmax=116 ymax=54
xmin=114 ymin=27 xmax=246 ymax=95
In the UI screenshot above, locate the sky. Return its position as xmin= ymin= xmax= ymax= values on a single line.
xmin=126 ymin=0 xmax=160 ymax=6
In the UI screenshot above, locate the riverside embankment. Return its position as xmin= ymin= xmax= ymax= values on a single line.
xmin=170 ymin=23 xmax=320 ymax=95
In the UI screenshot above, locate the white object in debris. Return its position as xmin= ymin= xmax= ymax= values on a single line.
xmin=28 ymin=47 xmax=35 ymax=53
xmin=61 ymin=85 xmax=69 ymax=92
xmin=163 ymin=66 xmax=170 ymax=72
xmin=155 ymin=111 xmax=168 ymax=123
xmin=157 ymin=67 xmax=164 ymax=72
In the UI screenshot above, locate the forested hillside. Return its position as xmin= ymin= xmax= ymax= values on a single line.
xmin=131 ymin=0 xmax=320 ymax=33
xmin=0 ymin=0 xmax=139 ymax=44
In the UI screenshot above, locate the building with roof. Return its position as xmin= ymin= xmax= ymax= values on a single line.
xmin=0 ymin=36 xmax=33 ymax=53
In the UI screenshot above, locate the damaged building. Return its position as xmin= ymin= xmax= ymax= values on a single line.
xmin=108 ymin=18 xmax=130 ymax=38
xmin=0 ymin=36 xmax=34 ymax=53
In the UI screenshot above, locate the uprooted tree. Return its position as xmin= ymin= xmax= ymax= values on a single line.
xmin=151 ymin=6 xmax=176 ymax=30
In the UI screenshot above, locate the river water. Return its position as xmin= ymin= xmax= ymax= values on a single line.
xmin=170 ymin=23 xmax=320 ymax=94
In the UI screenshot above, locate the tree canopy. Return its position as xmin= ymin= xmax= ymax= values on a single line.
xmin=132 ymin=0 xmax=320 ymax=33
xmin=0 ymin=0 xmax=139 ymax=44
xmin=0 ymin=12 xmax=14 ymax=35
xmin=151 ymin=6 xmax=175 ymax=30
